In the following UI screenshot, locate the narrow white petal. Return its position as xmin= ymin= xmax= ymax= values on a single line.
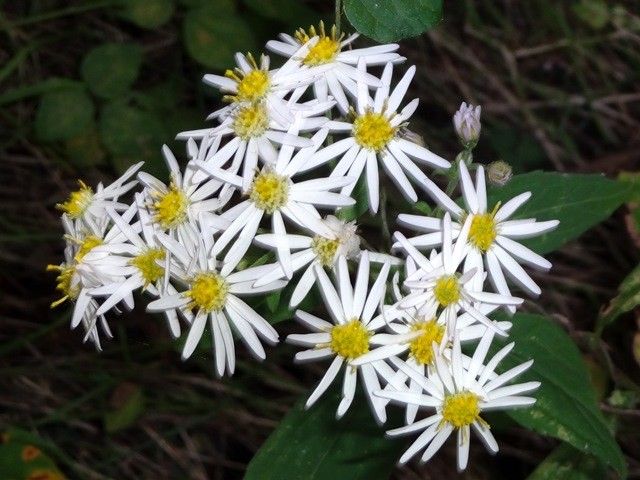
xmin=306 ymin=356 xmax=343 ymax=408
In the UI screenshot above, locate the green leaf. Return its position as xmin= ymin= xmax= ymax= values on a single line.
xmin=492 ymin=313 xmax=626 ymax=476
xmin=573 ymin=0 xmax=610 ymax=30
xmin=597 ymin=262 xmax=640 ymax=334
xmin=64 ymin=128 xmax=107 ymax=167
xmin=245 ymin=392 xmax=404 ymax=480
xmin=337 ymin=175 xmax=368 ymax=221
xmin=81 ymin=43 xmax=142 ymax=99
xmin=487 ymin=171 xmax=632 ymax=254
xmin=0 ymin=429 xmax=66 ymax=479
xmin=527 ymin=444 xmax=607 ymax=480
xmin=104 ymin=383 xmax=145 ymax=433
xmin=35 ymin=88 xmax=94 ymax=142
xmin=99 ymin=101 xmax=167 ymax=177
xmin=343 ymin=0 xmax=443 ymax=42
xmin=183 ymin=4 xmax=257 ymax=69
xmin=121 ymin=0 xmax=175 ymax=29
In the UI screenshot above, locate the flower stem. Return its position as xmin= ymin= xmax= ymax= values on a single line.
xmin=335 ymin=0 xmax=342 ymax=35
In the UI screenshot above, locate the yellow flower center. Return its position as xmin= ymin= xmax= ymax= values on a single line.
xmin=187 ymin=272 xmax=229 ymax=313
xmin=226 ymin=64 xmax=270 ymax=103
xmin=408 ymin=319 xmax=446 ymax=365
xmin=152 ymin=183 xmax=189 ymax=230
xmin=57 ymin=181 xmax=93 ymax=218
xmin=469 ymin=213 xmax=497 ymax=252
xmin=75 ymin=235 xmax=103 ymax=261
xmin=442 ymin=391 xmax=481 ymax=428
xmin=295 ymin=22 xmax=342 ymax=66
xmin=433 ymin=275 xmax=460 ymax=307
xmin=353 ymin=111 xmax=396 ymax=151
xmin=311 ymin=236 xmax=340 ymax=266
xmin=233 ymin=103 xmax=270 ymax=139
xmin=130 ymin=248 xmax=165 ymax=286
xmin=249 ymin=170 xmax=290 ymax=213
xmin=46 ymin=263 xmax=79 ymax=307
xmin=330 ymin=319 xmax=370 ymax=360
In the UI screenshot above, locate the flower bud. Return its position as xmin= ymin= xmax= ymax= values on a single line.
xmin=487 ymin=160 xmax=513 ymax=186
xmin=453 ymin=102 xmax=481 ymax=148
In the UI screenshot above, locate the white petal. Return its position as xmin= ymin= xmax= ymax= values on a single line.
xmin=306 ymin=356 xmax=343 ymax=408
xmin=182 ymin=312 xmax=207 ymax=360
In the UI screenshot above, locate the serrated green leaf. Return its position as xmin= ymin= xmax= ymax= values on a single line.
xmin=596 ymin=262 xmax=640 ymax=334
xmin=183 ymin=4 xmax=256 ymax=70
xmin=487 ymin=172 xmax=632 ymax=254
xmin=492 ymin=313 xmax=626 ymax=476
xmin=81 ymin=43 xmax=142 ymax=99
xmin=343 ymin=0 xmax=443 ymax=42
xmin=35 ymin=88 xmax=94 ymax=142
xmin=527 ymin=444 xmax=607 ymax=480
xmin=121 ymin=0 xmax=175 ymax=29
xmin=245 ymin=392 xmax=404 ymax=480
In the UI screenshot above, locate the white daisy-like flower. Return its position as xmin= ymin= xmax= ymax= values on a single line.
xmin=394 ymin=213 xmax=522 ymax=336
xmin=177 ymin=95 xmax=334 ymax=193
xmin=55 ymin=162 xmax=143 ymax=225
xmin=377 ymin=333 xmax=539 ymax=470
xmin=194 ymin=126 xmax=355 ymax=277
xmin=251 ymin=215 xmax=399 ymax=307
xmin=287 ymin=253 xmax=395 ymax=423
xmin=306 ymin=61 xmax=451 ymax=213
xmin=146 ymin=226 xmax=285 ymax=377
xmin=137 ymin=143 xmax=232 ymax=249
xmin=396 ymin=160 xmax=559 ymax=308
xmin=202 ymin=47 xmax=329 ymax=125
xmin=87 ymin=197 xmax=181 ymax=338
xmin=352 ymin=256 xmax=511 ymax=424
xmin=267 ymin=22 xmax=404 ymax=114
xmin=48 ymin=212 xmax=133 ymax=349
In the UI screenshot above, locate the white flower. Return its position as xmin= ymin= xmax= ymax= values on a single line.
xmin=307 ymin=61 xmax=451 ymax=213
xmin=87 ymin=197 xmax=181 ymax=339
xmin=287 ymin=253 xmax=395 ymax=423
xmin=267 ymin=22 xmax=404 ymax=114
xmin=351 ymin=257 xmax=511 ymax=424
xmin=453 ymin=102 xmax=481 ymax=147
xmin=396 ymin=161 xmax=559 ymax=308
xmin=55 ymin=162 xmax=143 ymax=224
xmin=137 ymin=143 xmax=232 ymax=248
xmin=394 ymin=213 xmax=522 ymax=336
xmin=177 ymin=96 xmax=334 ymax=193
xmin=202 ymin=49 xmax=328 ymax=125
xmin=146 ymin=226 xmax=285 ymax=377
xmin=194 ymin=126 xmax=355 ymax=277
xmin=48 ymin=212 xmax=133 ymax=349
xmin=377 ymin=333 xmax=539 ymax=470
xmin=251 ymin=215 xmax=401 ymax=307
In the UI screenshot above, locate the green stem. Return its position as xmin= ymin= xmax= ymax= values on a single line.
xmin=335 ymin=0 xmax=342 ymax=34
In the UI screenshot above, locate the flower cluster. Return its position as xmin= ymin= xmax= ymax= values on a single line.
xmin=48 ymin=22 xmax=559 ymax=470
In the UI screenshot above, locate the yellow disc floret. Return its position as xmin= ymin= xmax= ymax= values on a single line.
xmin=187 ymin=272 xmax=229 ymax=313
xmin=330 ymin=319 xmax=370 ymax=360
xmin=408 ymin=319 xmax=446 ymax=365
xmin=130 ymin=248 xmax=165 ymax=286
xmin=152 ymin=183 xmax=189 ymax=230
xmin=46 ymin=263 xmax=79 ymax=307
xmin=434 ymin=275 xmax=460 ymax=307
xmin=233 ymin=103 xmax=270 ymax=139
xmin=311 ymin=236 xmax=340 ymax=266
xmin=75 ymin=235 xmax=103 ymax=262
xmin=249 ymin=170 xmax=290 ymax=213
xmin=56 ymin=181 xmax=93 ymax=219
xmin=225 ymin=54 xmax=271 ymax=103
xmin=353 ymin=110 xmax=396 ymax=151
xmin=469 ymin=213 xmax=497 ymax=252
xmin=441 ymin=391 xmax=481 ymax=428
xmin=295 ymin=22 xmax=342 ymax=66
